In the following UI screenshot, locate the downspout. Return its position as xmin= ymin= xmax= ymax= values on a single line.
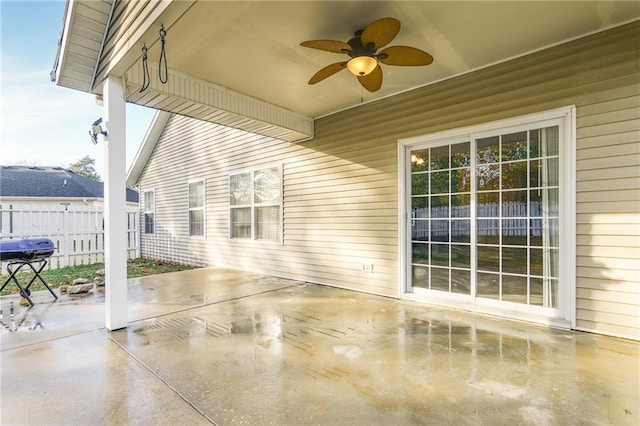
xmin=89 ymin=0 xmax=117 ymax=93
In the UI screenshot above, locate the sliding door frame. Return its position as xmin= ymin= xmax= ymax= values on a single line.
xmin=397 ymin=106 xmax=576 ymax=329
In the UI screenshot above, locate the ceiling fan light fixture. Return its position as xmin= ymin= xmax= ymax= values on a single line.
xmin=301 ymin=17 xmax=433 ymax=91
xmin=347 ymin=56 xmax=378 ymax=76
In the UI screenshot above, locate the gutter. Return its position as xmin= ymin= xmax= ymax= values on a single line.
xmin=49 ymin=0 xmax=71 ymax=82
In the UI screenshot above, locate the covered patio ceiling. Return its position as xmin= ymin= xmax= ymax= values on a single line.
xmin=152 ymin=0 xmax=640 ymax=117
xmin=53 ymin=0 xmax=640 ymax=141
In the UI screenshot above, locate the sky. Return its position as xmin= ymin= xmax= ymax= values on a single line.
xmin=0 ymin=0 xmax=156 ymax=179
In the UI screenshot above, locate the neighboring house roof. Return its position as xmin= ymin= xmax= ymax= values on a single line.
xmin=0 ymin=166 xmax=139 ymax=203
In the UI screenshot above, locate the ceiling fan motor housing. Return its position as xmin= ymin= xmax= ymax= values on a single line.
xmin=346 ymin=32 xmax=381 ymax=60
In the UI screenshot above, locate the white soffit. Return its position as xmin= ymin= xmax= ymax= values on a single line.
xmin=52 ymin=0 xmax=112 ymax=92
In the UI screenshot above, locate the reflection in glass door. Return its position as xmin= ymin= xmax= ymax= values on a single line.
xmin=410 ymin=142 xmax=472 ymax=295
xmin=409 ymin=125 xmax=561 ymax=311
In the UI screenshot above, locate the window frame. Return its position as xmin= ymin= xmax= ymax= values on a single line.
xmin=143 ymin=189 xmax=155 ymax=235
xmin=188 ymin=179 xmax=206 ymax=238
xmin=229 ymin=163 xmax=283 ymax=243
xmin=398 ymin=106 xmax=576 ymax=329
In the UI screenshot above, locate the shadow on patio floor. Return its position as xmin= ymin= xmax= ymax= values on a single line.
xmin=2 ymin=267 xmax=638 ymax=425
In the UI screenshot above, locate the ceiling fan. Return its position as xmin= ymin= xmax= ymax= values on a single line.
xmin=300 ymin=17 xmax=433 ymax=92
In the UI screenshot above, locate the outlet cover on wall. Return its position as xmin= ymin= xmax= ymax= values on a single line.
xmin=362 ymin=263 xmax=374 ymax=273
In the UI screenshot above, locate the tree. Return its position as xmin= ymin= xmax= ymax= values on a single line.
xmin=69 ymin=155 xmax=101 ymax=181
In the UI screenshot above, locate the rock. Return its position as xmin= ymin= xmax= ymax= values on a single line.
xmin=93 ymin=275 xmax=104 ymax=287
xmin=94 ymin=269 xmax=106 ymax=287
xmin=72 ymin=278 xmax=89 ymax=285
xmin=59 ymin=284 xmax=69 ymax=294
xmin=67 ymin=283 xmax=94 ymax=294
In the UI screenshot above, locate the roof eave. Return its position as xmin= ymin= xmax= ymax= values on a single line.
xmin=51 ymin=0 xmax=113 ymax=93
xmin=126 ymin=110 xmax=172 ymax=187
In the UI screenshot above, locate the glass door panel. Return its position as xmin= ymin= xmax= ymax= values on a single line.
xmin=474 ymin=125 xmax=560 ymax=308
xmin=409 ymin=125 xmax=560 ymax=310
xmin=410 ymin=142 xmax=471 ymax=295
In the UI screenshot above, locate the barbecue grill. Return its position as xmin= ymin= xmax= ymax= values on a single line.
xmin=0 ymin=238 xmax=58 ymax=306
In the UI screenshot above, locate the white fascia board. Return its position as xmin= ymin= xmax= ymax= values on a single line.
xmin=51 ymin=0 xmax=79 ymax=86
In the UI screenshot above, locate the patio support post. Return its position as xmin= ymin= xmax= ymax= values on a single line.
xmin=103 ymin=75 xmax=127 ymax=331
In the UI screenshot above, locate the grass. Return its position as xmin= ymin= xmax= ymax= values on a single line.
xmin=0 ymin=258 xmax=198 ymax=296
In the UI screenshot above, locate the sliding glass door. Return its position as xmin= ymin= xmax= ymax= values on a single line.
xmin=405 ymin=111 xmax=570 ymax=319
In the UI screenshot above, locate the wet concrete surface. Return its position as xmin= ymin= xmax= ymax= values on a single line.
xmin=1 ymin=267 xmax=638 ymax=425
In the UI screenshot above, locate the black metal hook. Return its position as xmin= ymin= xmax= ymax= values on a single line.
xmin=140 ymin=44 xmax=150 ymax=92
xmin=159 ymin=25 xmax=168 ymax=84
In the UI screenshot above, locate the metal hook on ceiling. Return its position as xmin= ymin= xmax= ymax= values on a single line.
xmin=138 ymin=25 xmax=168 ymax=92
xmin=139 ymin=44 xmax=150 ymax=93
xmin=159 ymin=24 xmax=168 ymax=84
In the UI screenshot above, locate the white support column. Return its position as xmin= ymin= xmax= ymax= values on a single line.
xmin=103 ymin=75 xmax=127 ymax=331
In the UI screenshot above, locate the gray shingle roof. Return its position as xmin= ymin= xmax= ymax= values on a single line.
xmin=0 ymin=166 xmax=139 ymax=203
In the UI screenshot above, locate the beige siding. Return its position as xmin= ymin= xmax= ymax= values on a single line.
xmin=138 ymin=113 xmax=397 ymax=296
xmin=138 ymin=21 xmax=640 ymax=339
xmin=96 ymin=0 xmax=159 ymax=80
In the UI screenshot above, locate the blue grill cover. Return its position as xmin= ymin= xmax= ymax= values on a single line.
xmin=0 ymin=238 xmax=55 ymax=262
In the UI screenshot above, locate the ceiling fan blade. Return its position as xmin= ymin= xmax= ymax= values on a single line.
xmin=361 ymin=18 xmax=400 ymax=50
xmin=357 ymin=65 xmax=383 ymax=92
xmin=378 ymin=46 xmax=434 ymax=66
xmin=300 ymin=40 xmax=352 ymax=54
xmin=308 ymin=62 xmax=347 ymax=84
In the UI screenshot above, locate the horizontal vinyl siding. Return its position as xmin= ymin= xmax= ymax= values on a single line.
xmin=138 ymin=21 xmax=640 ymax=338
xmin=571 ymin=32 xmax=640 ymax=339
xmin=313 ymin=21 xmax=640 ymax=339
xmin=139 ymin=112 xmax=397 ymax=296
xmin=96 ymin=0 xmax=156 ymax=80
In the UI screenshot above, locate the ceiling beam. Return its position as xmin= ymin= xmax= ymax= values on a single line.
xmin=125 ymin=63 xmax=314 ymax=143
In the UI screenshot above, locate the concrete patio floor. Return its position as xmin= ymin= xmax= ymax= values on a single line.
xmin=1 ymin=267 xmax=638 ymax=425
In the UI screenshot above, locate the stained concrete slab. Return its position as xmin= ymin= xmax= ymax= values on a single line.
xmin=2 ymin=267 xmax=639 ymax=425
xmin=1 ymin=330 xmax=211 ymax=425
xmin=1 ymin=268 xmax=297 ymax=350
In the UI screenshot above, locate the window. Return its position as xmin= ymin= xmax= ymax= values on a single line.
xmin=189 ymin=180 xmax=205 ymax=236
xmin=401 ymin=107 xmax=575 ymax=324
xmin=143 ymin=190 xmax=154 ymax=234
xmin=229 ymin=165 xmax=282 ymax=241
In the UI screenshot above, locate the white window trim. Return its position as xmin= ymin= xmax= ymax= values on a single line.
xmin=229 ymin=163 xmax=283 ymax=244
xmin=143 ymin=189 xmax=155 ymax=235
xmin=397 ymin=106 xmax=576 ymax=329
xmin=188 ymin=179 xmax=206 ymax=238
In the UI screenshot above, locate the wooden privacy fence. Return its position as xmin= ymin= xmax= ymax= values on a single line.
xmin=0 ymin=202 xmax=139 ymax=273
xmin=412 ymin=201 xmax=553 ymax=241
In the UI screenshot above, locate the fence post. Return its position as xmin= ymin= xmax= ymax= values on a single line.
xmin=135 ymin=210 xmax=141 ymax=258
xmin=61 ymin=203 xmax=70 ymax=267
